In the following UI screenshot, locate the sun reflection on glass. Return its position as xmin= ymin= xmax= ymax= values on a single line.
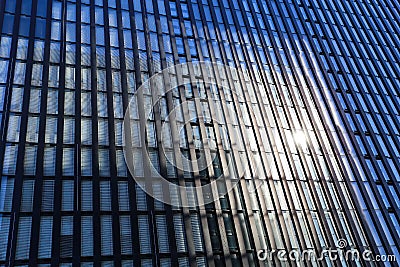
xmin=293 ymin=130 xmax=307 ymax=147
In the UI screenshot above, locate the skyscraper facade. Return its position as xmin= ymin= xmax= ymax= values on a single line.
xmin=0 ymin=0 xmax=399 ymax=266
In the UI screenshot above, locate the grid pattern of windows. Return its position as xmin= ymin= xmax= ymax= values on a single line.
xmin=0 ymin=0 xmax=399 ymax=266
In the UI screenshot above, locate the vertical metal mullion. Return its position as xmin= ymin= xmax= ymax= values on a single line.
xmin=27 ymin=0 xmax=54 ymax=265
xmin=313 ymin=0 xmax=400 ymax=251
xmin=136 ymin=1 xmax=160 ymax=266
xmin=185 ymin=0 xmax=251 ymax=265
xmin=335 ymin=0 xmax=400 ymax=185
xmin=52 ymin=0 xmax=68 ymax=265
xmin=328 ymin=1 xmax=400 ymax=249
xmin=0 ymin=1 xmax=22 ymax=266
xmin=0 ymin=0 xmax=11 ymax=165
xmin=205 ymin=0 xmax=265 ymax=258
xmin=189 ymin=2 xmax=253 ymax=266
xmin=253 ymin=1 xmax=355 ymax=261
xmin=248 ymin=0 xmax=326 ymax=259
xmin=228 ymin=1 xmax=331 ymax=262
xmin=195 ymin=1 xmax=272 ymax=265
xmin=101 ymin=1 xmax=122 ymax=266
xmin=211 ymin=2 xmax=304 ymax=266
xmin=249 ymin=2 xmax=329 ymax=257
xmin=339 ymin=0 xmax=400 ymax=155
xmin=287 ymin=1 xmax=385 ymax=257
xmin=6 ymin=0 xmax=38 ymax=265
xmin=0 ymin=0 xmax=4 ymax=38
xmin=291 ymin=1 xmax=392 ymax=257
xmin=148 ymin=0 xmax=180 ymax=265
xmin=332 ymin=0 xmax=400 ymax=131
xmin=380 ymin=0 xmax=400 ymax=40
xmin=290 ymin=0 xmax=383 ymax=245
xmin=88 ymin=0 xmax=101 ymax=264
xmin=359 ymin=0 xmax=400 ymax=72
xmin=212 ymin=1 xmax=296 ymax=265
xmin=174 ymin=1 xmax=229 ymax=266
xmin=266 ymin=0 xmax=373 ymax=259
xmin=72 ymin=1 xmax=82 ymax=266
xmin=162 ymin=1 xmax=203 ymax=266
xmin=114 ymin=0 xmax=141 ymax=264
xmin=280 ymin=1 xmax=379 ymax=262
xmin=126 ymin=0 xmax=160 ymax=264
xmin=346 ymin=0 xmax=400 ymax=222
xmin=220 ymin=2 xmax=306 ymax=258
xmin=125 ymin=0 xmax=145 ymax=265
xmin=25 ymin=0 xmax=43 ymax=264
